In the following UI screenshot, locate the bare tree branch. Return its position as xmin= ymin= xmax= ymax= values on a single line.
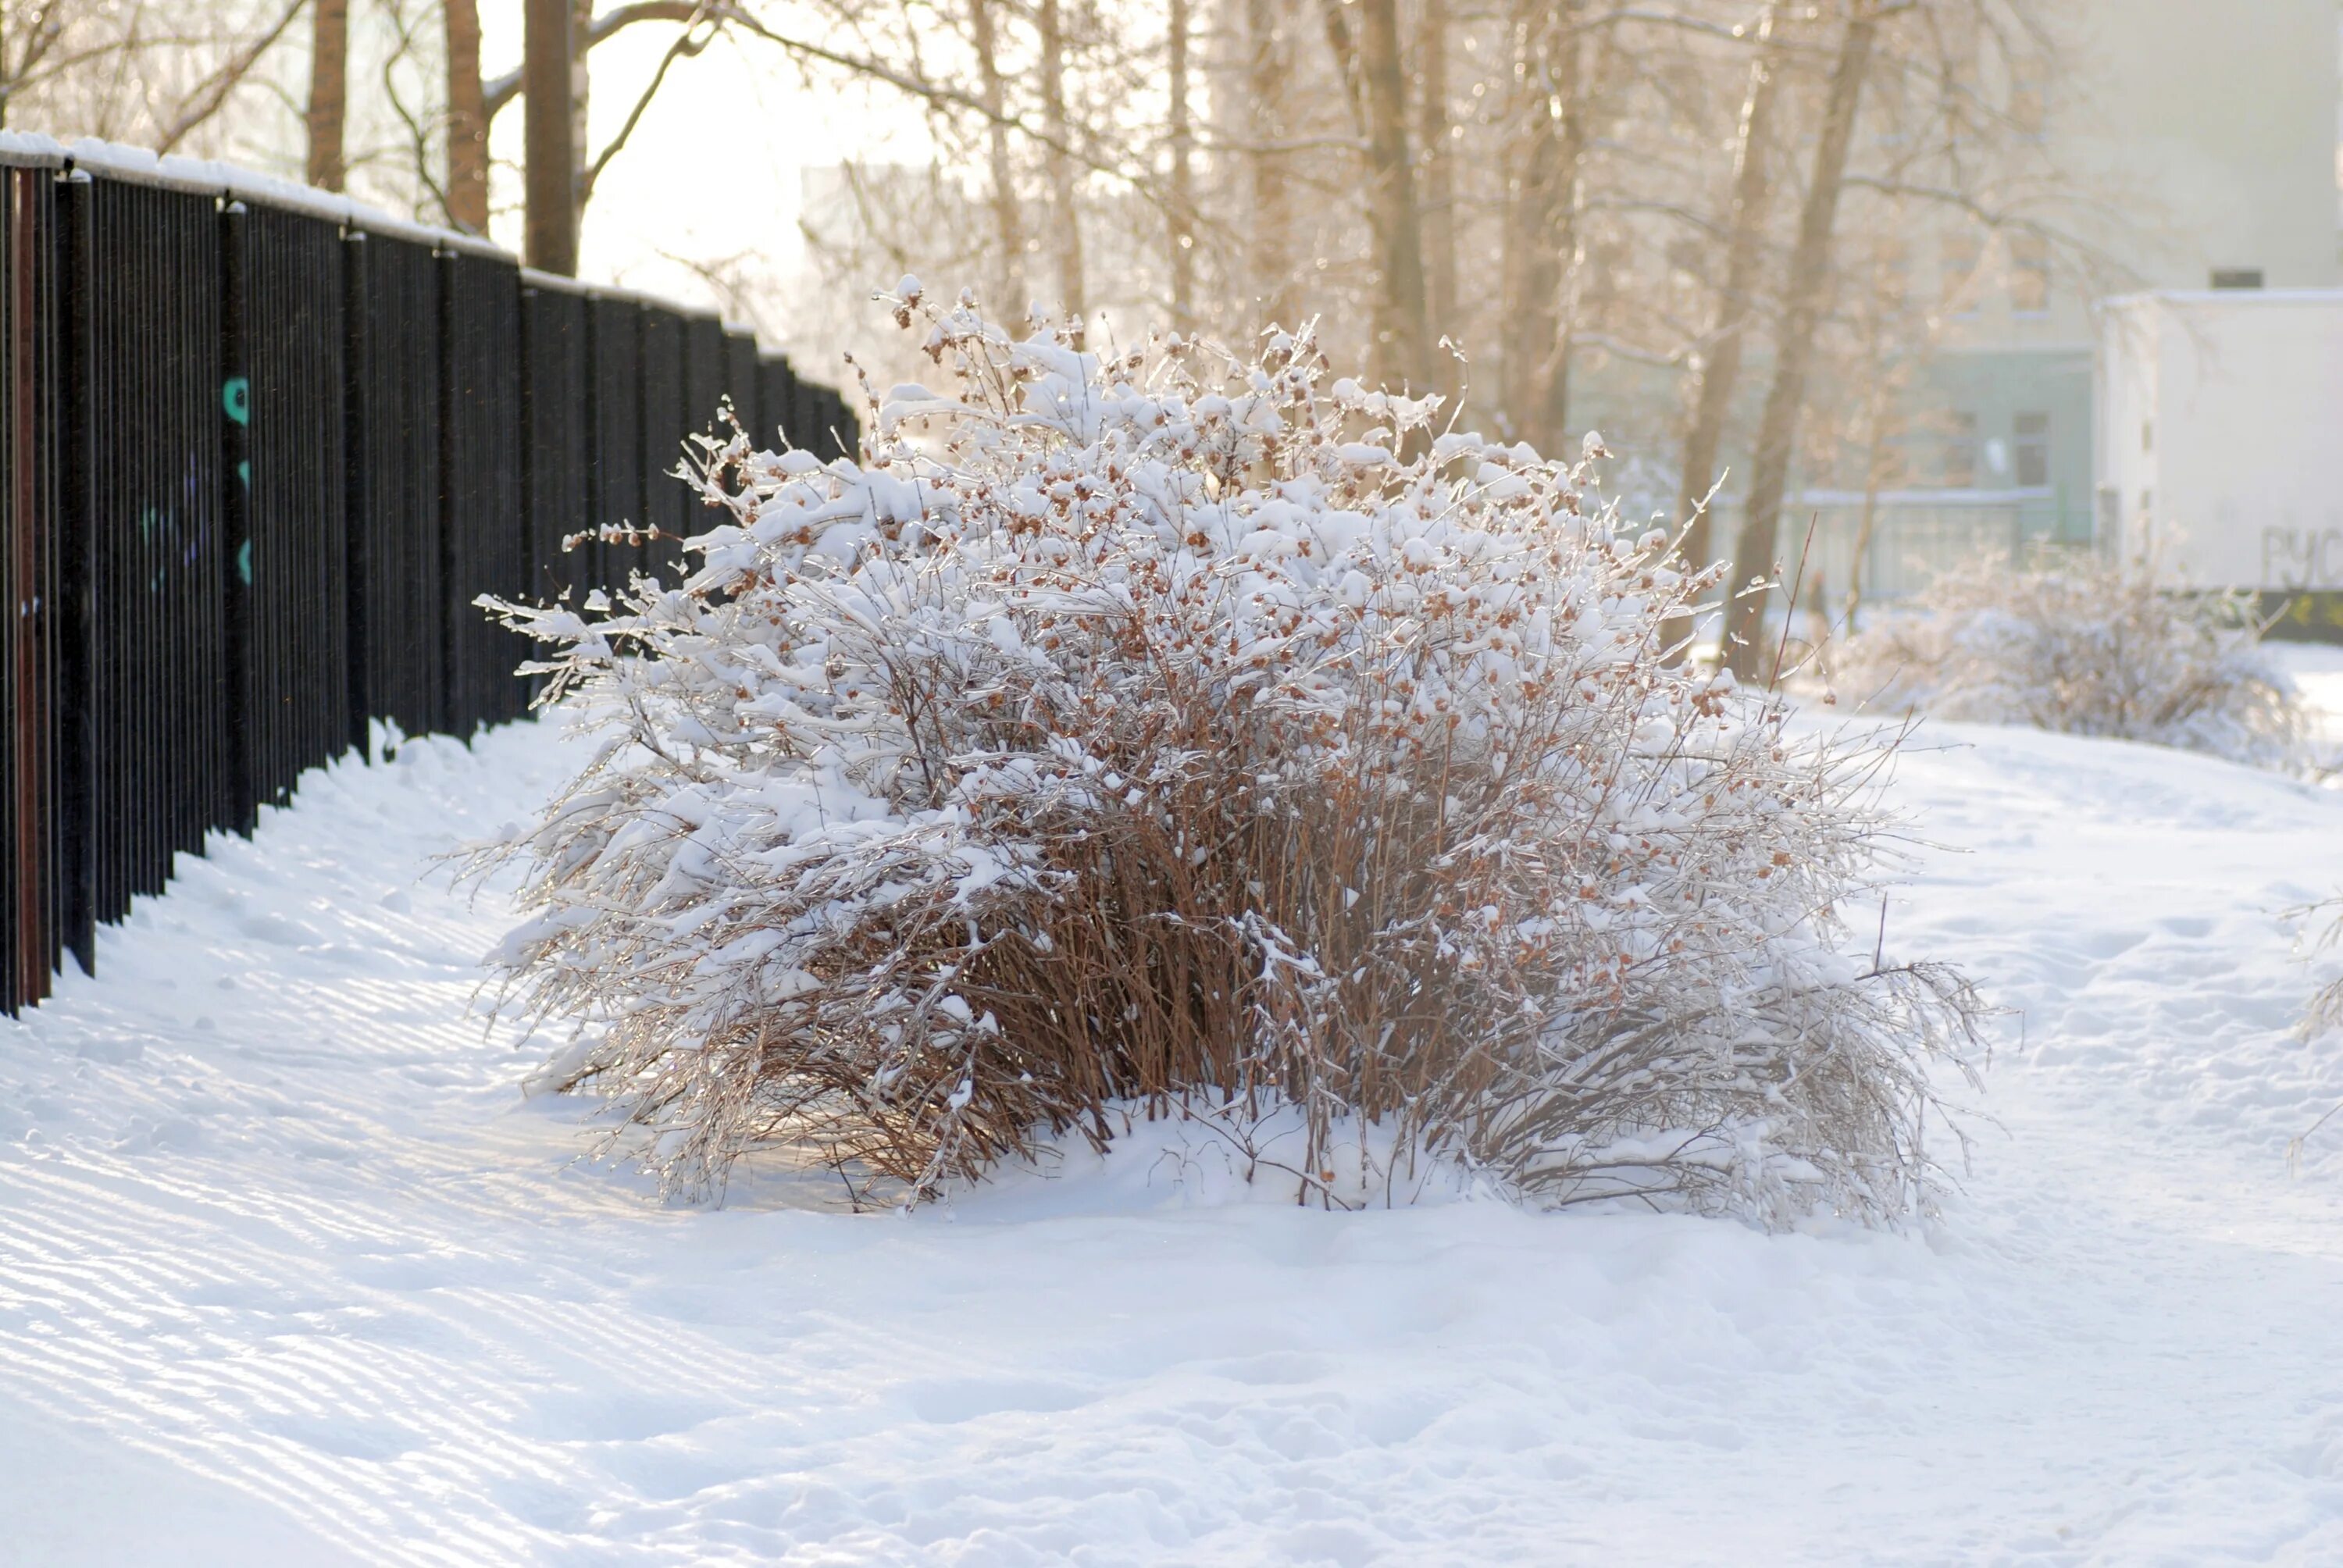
xmin=154 ymin=0 xmax=309 ymax=155
xmin=581 ymin=2 xmax=716 ymax=204
xmin=485 ymin=0 xmax=736 ymax=120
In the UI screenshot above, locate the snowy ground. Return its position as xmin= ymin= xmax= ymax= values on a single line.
xmin=8 ymin=680 xmax=2343 ymax=1565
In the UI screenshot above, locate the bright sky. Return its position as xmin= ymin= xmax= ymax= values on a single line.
xmin=471 ymin=9 xmax=931 ymax=319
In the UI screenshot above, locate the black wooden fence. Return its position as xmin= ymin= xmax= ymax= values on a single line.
xmin=0 ymin=149 xmax=857 ymax=1014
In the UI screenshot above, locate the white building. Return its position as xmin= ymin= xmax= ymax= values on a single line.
xmin=2097 ymin=288 xmax=2343 ymax=627
xmin=1821 ymin=1 xmax=2343 ymax=609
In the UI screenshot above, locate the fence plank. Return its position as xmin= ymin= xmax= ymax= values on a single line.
xmin=588 ymin=294 xmax=642 ymax=597
xmin=520 ymin=281 xmax=590 ymax=618
xmin=54 ymin=170 xmax=95 ymax=981
xmin=440 ymin=249 xmax=526 ymax=733
xmin=242 ymin=204 xmax=348 ymax=804
xmin=347 ymin=231 xmax=442 ymax=741
xmin=87 ymin=177 xmax=223 ymax=921
xmin=2 ymin=167 xmax=58 ymax=1010
xmin=637 ymin=304 xmax=685 ymax=583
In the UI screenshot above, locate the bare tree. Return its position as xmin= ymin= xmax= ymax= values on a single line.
xmin=305 ymin=0 xmax=346 ymax=188
xmin=1417 ymin=0 xmax=1454 ymax=392
xmin=968 ymin=0 xmax=1025 ymax=315
xmin=1 ymin=0 xmax=290 ymax=141
xmin=0 ymin=2 xmax=68 ymax=130
xmin=488 ymin=1 xmax=747 ymax=264
xmin=1037 ymin=0 xmax=1085 ymax=319
xmin=444 ymin=0 xmax=486 ymax=230
xmin=1353 ymin=0 xmax=1428 ymax=389
xmin=1723 ymin=0 xmax=1884 ymax=680
xmin=434 ymin=0 xmax=2106 ymax=541
xmin=1243 ymin=0 xmax=1292 ymax=326
xmin=1497 ymin=0 xmax=1594 ymax=451
xmin=1672 ymin=2 xmax=1786 ymax=576
xmin=525 ymin=0 xmax=576 ymax=271
xmin=1166 ymin=0 xmax=1195 ymax=333
xmin=143 ymin=0 xmax=309 ymax=155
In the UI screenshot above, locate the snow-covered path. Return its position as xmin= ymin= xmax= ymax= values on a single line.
xmin=6 ymin=713 xmax=2343 ymax=1565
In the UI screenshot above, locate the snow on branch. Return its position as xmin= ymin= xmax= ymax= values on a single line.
xmin=469 ymin=283 xmax=1982 ymax=1227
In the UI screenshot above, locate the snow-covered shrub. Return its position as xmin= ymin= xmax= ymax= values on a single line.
xmin=1832 ymin=554 xmax=2302 ymax=767
xmin=474 ymin=285 xmax=1980 ymax=1224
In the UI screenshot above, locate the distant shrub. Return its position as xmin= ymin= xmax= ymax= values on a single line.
xmin=473 ymin=284 xmax=1981 ymax=1226
xmin=1831 ymin=554 xmax=2302 ymax=768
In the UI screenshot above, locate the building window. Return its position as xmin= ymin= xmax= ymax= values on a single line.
xmin=2210 ymin=268 xmax=2265 ymax=289
xmin=2010 ymin=233 xmax=2051 ymax=315
xmin=1944 ymin=412 xmax=1979 ymax=488
xmin=2014 ymin=412 xmax=2050 ymax=487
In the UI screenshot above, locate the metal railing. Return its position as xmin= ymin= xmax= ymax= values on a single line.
xmin=1780 ymin=488 xmax=2096 ymax=608
xmin=0 ymin=148 xmax=857 ymax=1013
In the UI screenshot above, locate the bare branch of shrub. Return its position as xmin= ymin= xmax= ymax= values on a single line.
xmin=468 ymin=281 xmax=1983 ymax=1227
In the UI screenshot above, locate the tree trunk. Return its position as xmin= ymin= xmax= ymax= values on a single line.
xmin=524 ymin=0 xmax=577 ymax=274
xmin=305 ymin=0 xmax=348 ymax=191
xmin=444 ymin=0 xmax=488 ymax=233
xmin=1722 ymin=0 xmax=1882 ymax=680
xmin=1500 ymin=6 xmax=1556 ymax=441
xmin=1418 ymin=1 xmax=1454 ymax=395
xmin=1038 ymin=0 xmax=1085 ymax=325
xmin=1498 ymin=0 xmax=1582 ymax=452
xmin=968 ymin=0 xmax=1026 ymax=319
xmin=570 ymin=0 xmax=594 ymax=224
xmin=1673 ymin=2 xmax=1785 ymax=576
xmin=1168 ymin=0 xmax=1195 ymax=334
xmin=1842 ymin=324 xmax=1903 ymax=635
xmin=1843 ymin=429 xmax=1888 ymax=635
xmin=1245 ymin=0 xmax=1291 ymax=326
xmin=1537 ymin=13 xmax=1594 ymax=448
xmin=1357 ymin=0 xmax=1428 ymax=390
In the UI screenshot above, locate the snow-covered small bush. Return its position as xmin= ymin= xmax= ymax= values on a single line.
xmin=474 ymin=285 xmax=1980 ymax=1225
xmin=1832 ymin=554 xmax=2302 ymax=768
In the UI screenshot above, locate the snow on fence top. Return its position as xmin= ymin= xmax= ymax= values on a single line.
xmin=0 ymin=130 xmax=510 ymax=261
xmin=0 ymin=130 xmax=761 ymax=337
